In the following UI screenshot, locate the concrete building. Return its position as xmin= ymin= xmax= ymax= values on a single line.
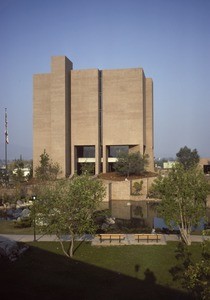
xmin=199 ymin=158 xmax=210 ymax=174
xmin=33 ymin=56 xmax=154 ymax=177
xmin=163 ymin=161 xmax=176 ymax=169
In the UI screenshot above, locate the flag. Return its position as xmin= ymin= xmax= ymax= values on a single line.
xmin=5 ymin=108 xmax=9 ymax=144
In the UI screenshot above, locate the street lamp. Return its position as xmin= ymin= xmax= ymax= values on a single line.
xmin=126 ymin=202 xmax=132 ymax=219
xmin=32 ymin=195 xmax=36 ymax=242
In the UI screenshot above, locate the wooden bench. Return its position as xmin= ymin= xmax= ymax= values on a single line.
xmin=99 ymin=233 xmax=125 ymax=243
xmin=134 ymin=234 xmax=162 ymax=243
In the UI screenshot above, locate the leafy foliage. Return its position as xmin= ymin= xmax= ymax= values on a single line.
xmin=114 ymin=151 xmax=148 ymax=177
xmin=170 ymin=240 xmax=210 ymax=299
xmin=14 ymin=217 xmax=32 ymax=228
xmin=80 ymin=162 xmax=95 ymax=175
xmin=176 ymin=146 xmax=200 ymax=170
xmin=151 ymin=164 xmax=208 ymax=244
xmin=132 ymin=181 xmax=143 ymax=195
xmin=35 ymin=150 xmax=61 ymax=181
xmin=12 ymin=165 xmax=25 ymax=183
xmin=35 ymin=174 xmax=106 ymax=257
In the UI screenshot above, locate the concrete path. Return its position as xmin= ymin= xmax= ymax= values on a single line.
xmin=0 ymin=233 xmax=209 ymax=244
xmin=0 ymin=234 xmax=93 ymax=242
xmin=92 ymin=234 xmax=210 ymax=246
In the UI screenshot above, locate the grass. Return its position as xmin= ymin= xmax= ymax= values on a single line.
xmin=73 ymin=241 xmax=204 ymax=288
xmin=0 ymin=219 xmax=34 ymax=234
xmin=0 ymin=220 xmax=208 ymax=299
xmin=1 ymin=239 xmax=208 ymax=300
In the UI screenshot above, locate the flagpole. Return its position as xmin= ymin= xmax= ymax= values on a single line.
xmin=5 ymin=108 xmax=8 ymax=173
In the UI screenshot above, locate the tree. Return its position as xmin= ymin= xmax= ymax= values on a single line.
xmin=176 ymin=146 xmax=200 ymax=170
xmin=11 ymin=159 xmax=25 ymax=183
xmin=114 ymin=151 xmax=148 ymax=177
xmin=151 ymin=164 xmax=208 ymax=244
xmin=170 ymin=240 xmax=210 ymax=299
xmin=35 ymin=150 xmax=61 ymax=181
xmin=35 ymin=174 xmax=106 ymax=257
xmin=80 ymin=162 xmax=95 ymax=175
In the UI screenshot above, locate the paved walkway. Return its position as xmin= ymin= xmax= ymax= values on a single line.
xmin=0 ymin=233 xmax=209 ymax=245
xmin=0 ymin=234 xmax=93 ymax=242
xmin=92 ymin=234 xmax=210 ymax=246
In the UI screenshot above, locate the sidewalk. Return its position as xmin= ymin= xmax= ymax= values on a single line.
xmin=0 ymin=234 xmax=58 ymax=242
xmin=0 ymin=233 xmax=209 ymax=244
xmin=0 ymin=234 xmax=93 ymax=242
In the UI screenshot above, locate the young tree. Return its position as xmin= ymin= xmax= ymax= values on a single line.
xmin=151 ymin=164 xmax=208 ymax=244
xmin=80 ymin=162 xmax=95 ymax=175
xmin=35 ymin=174 xmax=106 ymax=257
xmin=176 ymin=146 xmax=200 ymax=170
xmin=10 ymin=159 xmax=25 ymax=183
xmin=35 ymin=150 xmax=61 ymax=181
xmin=114 ymin=151 xmax=148 ymax=177
xmin=170 ymin=240 xmax=210 ymax=299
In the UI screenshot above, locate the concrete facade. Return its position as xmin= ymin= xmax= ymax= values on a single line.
xmin=33 ymin=56 xmax=154 ymax=177
xmin=71 ymin=69 xmax=100 ymax=174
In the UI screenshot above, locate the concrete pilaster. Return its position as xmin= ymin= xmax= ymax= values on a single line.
xmin=50 ymin=56 xmax=73 ymax=177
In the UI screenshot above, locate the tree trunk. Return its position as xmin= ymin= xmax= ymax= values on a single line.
xmin=57 ymin=236 xmax=70 ymax=258
xmin=180 ymin=228 xmax=191 ymax=245
xmin=69 ymin=232 xmax=74 ymax=257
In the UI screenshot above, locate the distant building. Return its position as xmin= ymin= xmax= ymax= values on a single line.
xmin=199 ymin=158 xmax=210 ymax=175
xmin=33 ymin=56 xmax=154 ymax=177
xmin=13 ymin=167 xmax=30 ymax=178
xmin=163 ymin=161 xmax=176 ymax=169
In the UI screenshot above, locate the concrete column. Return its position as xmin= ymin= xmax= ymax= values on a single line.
xmin=145 ymin=78 xmax=154 ymax=171
xmin=33 ymin=74 xmax=51 ymax=173
xmin=103 ymin=145 xmax=107 ymax=173
xmin=71 ymin=146 xmax=76 ymax=175
xmin=50 ymin=56 xmax=73 ymax=177
xmin=95 ymin=144 xmax=100 ymax=175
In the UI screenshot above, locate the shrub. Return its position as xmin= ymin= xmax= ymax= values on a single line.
xmin=14 ymin=217 xmax=32 ymax=228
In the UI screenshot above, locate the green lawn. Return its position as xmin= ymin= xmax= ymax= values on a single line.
xmin=1 ymin=239 xmax=207 ymax=300
xmin=0 ymin=219 xmax=34 ymax=234
xmin=0 ymin=220 xmax=208 ymax=299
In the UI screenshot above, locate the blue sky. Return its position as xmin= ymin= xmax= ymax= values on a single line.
xmin=0 ymin=0 xmax=210 ymax=160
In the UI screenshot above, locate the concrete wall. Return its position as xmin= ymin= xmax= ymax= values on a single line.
xmin=145 ymin=78 xmax=154 ymax=171
xmin=50 ymin=56 xmax=73 ymax=177
xmin=109 ymin=177 xmax=156 ymax=201
xmin=101 ymin=178 xmax=154 ymax=227
xmin=101 ymin=68 xmax=154 ymax=172
xmin=33 ymin=56 xmax=72 ymax=177
xmin=33 ymin=74 xmax=51 ymax=171
xmin=102 ymin=69 xmax=145 ymax=173
xmin=71 ymin=69 xmax=100 ymax=174
xmin=102 ymin=177 xmax=158 ymax=223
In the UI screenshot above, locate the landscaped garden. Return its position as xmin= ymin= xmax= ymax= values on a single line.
xmin=0 ymin=223 xmax=209 ymax=300
xmin=0 ymin=148 xmax=209 ymax=299
xmin=0 ymin=241 xmax=196 ymax=299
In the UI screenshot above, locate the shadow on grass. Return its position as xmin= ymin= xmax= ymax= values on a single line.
xmin=0 ymin=243 xmax=191 ymax=300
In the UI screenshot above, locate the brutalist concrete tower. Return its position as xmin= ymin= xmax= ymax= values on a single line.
xmin=33 ymin=56 xmax=154 ymax=177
